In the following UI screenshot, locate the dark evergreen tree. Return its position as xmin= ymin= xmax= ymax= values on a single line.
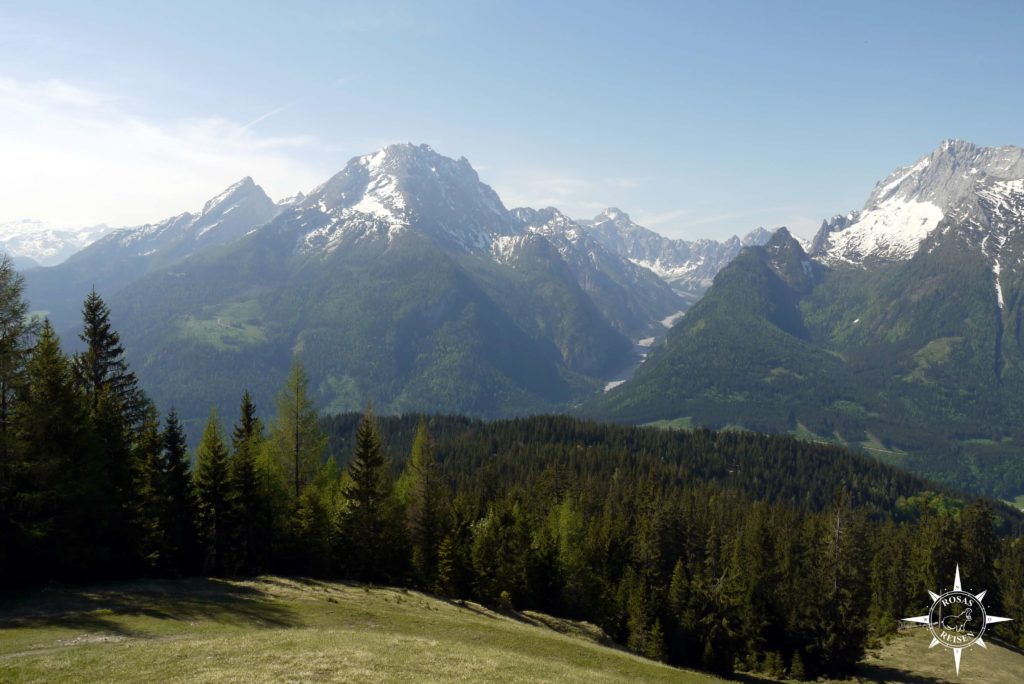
xmin=810 ymin=492 xmax=870 ymax=674
xmin=194 ymin=409 xmax=232 ymax=575
xmin=0 ymin=257 xmax=33 ymax=583
xmin=74 ymin=289 xmax=144 ymax=424
xmin=436 ymin=496 xmax=474 ymax=597
xmin=9 ymin=321 xmax=89 ymax=580
xmin=133 ymin=404 xmax=167 ymax=573
xmin=340 ymin=407 xmax=400 ymax=581
xmin=73 ymin=290 xmax=148 ymax=576
xmin=159 ymin=409 xmax=198 ymax=575
xmin=229 ymin=390 xmax=265 ymax=574
xmin=958 ymin=501 xmax=998 ymax=604
xmin=0 ymin=254 xmax=32 ymax=463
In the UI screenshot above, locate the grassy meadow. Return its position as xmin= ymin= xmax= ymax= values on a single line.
xmin=2 ymin=577 xmax=1021 ymax=683
xmin=0 ymin=577 xmax=720 ymax=683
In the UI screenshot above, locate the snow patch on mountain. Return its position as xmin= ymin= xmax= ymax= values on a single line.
xmin=812 ymin=140 xmax=1024 ymax=266
xmin=823 ymin=197 xmax=944 ymax=264
xmin=88 ymin=177 xmax=278 ymax=261
xmin=297 ymin=143 xmax=515 ymax=255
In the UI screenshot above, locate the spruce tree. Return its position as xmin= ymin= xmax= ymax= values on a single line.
xmin=194 ymin=409 xmax=232 ymax=575
xmin=436 ymin=496 xmax=474 ymax=597
xmin=0 ymin=257 xmax=34 ymax=583
xmin=161 ymin=409 xmax=198 ymax=575
xmin=10 ymin=321 xmax=88 ymax=579
xmin=958 ymin=501 xmax=998 ymax=604
xmin=0 ymin=254 xmax=32 ymax=463
xmin=73 ymin=290 xmax=147 ymax=575
xmin=230 ymin=390 xmax=265 ymax=574
xmin=74 ymin=289 xmax=144 ymax=424
xmin=811 ymin=491 xmax=870 ymax=673
xmin=133 ymin=404 xmax=167 ymax=573
xmin=340 ymin=407 xmax=397 ymax=581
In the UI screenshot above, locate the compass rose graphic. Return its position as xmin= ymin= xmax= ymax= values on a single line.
xmin=902 ymin=565 xmax=1012 ymax=676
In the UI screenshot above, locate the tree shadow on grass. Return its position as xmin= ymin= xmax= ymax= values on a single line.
xmin=841 ymin=663 xmax=950 ymax=683
xmin=0 ymin=577 xmax=300 ymax=637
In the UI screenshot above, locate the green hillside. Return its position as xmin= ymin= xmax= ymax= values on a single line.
xmin=589 ymin=229 xmax=1024 ymax=498
xmin=106 ymin=226 xmax=626 ymax=436
xmin=0 ymin=577 xmax=720 ymax=684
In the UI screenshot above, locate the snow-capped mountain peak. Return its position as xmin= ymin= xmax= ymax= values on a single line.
xmin=202 ymin=176 xmax=259 ymax=216
xmin=812 ymin=140 xmax=1024 ymax=265
xmin=89 ymin=178 xmax=278 ymax=258
xmin=742 ymin=226 xmax=774 ymax=246
xmin=600 ymin=207 xmax=630 ymax=222
xmin=296 ymin=143 xmax=516 ymax=254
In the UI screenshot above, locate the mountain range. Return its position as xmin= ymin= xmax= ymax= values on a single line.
xmin=582 ymin=207 xmax=775 ymax=305
xmin=591 ymin=139 xmax=1024 ymax=498
xmin=22 ymin=143 xmax=771 ymax=438
xmin=0 ymin=220 xmax=113 ymax=269
xmin=18 ymin=138 xmax=1024 ymax=499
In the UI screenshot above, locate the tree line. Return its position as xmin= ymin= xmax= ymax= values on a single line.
xmin=1 ymin=255 xmax=1023 ymax=680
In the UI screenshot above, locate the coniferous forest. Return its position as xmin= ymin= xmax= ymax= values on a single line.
xmin=3 ymin=255 xmax=1024 ymax=681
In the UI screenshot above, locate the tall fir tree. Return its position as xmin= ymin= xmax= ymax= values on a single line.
xmin=160 ymin=409 xmax=198 ymax=575
xmin=74 ymin=289 xmax=144 ymax=424
xmin=133 ymin=404 xmax=167 ymax=573
xmin=194 ymin=409 xmax=232 ymax=575
xmin=230 ymin=390 xmax=265 ymax=574
xmin=10 ymin=321 xmax=89 ymax=580
xmin=0 ymin=254 xmax=32 ymax=464
xmin=340 ymin=407 xmax=399 ymax=581
xmin=0 ymin=256 xmax=33 ymax=583
xmin=73 ymin=290 xmax=148 ymax=575
xmin=811 ymin=491 xmax=870 ymax=674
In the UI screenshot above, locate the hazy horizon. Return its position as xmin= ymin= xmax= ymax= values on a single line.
xmin=2 ymin=1 xmax=1023 ymax=242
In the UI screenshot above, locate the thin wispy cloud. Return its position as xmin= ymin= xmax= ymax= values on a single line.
xmin=0 ymin=74 xmax=329 ymax=227
xmin=242 ymin=76 xmax=355 ymax=132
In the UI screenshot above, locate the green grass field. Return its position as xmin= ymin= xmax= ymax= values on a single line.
xmin=0 ymin=577 xmax=720 ymax=683
xmin=2 ymin=578 xmax=1021 ymax=683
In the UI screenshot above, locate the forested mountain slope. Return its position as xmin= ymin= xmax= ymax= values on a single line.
xmin=590 ymin=141 xmax=1024 ymax=499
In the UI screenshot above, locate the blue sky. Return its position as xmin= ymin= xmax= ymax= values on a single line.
xmin=1 ymin=0 xmax=1022 ymax=240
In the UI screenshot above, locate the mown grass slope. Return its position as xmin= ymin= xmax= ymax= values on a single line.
xmin=0 ymin=577 xmax=720 ymax=683
xmin=3 ymin=578 xmax=1021 ymax=683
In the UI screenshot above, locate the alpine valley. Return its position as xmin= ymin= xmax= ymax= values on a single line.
xmin=591 ymin=140 xmax=1024 ymax=498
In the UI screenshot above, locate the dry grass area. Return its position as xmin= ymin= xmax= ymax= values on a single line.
xmin=0 ymin=577 xmax=722 ymax=683
xmin=826 ymin=627 xmax=1024 ymax=683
